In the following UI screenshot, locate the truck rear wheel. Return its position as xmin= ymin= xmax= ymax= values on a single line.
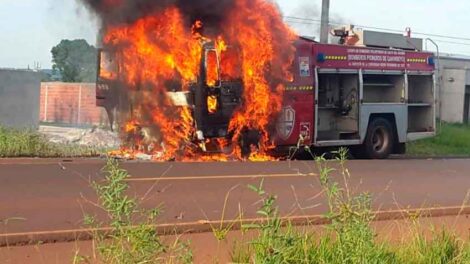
xmin=364 ymin=118 xmax=394 ymax=159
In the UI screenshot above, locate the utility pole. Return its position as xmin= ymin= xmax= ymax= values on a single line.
xmin=320 ymin=0 xmax=330 ymax=43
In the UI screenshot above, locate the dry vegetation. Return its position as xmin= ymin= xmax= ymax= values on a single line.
xmin=0 ymin=127 xmax=104 ymax=158
xmin=76 ymin=152 xmax=470 ymax=263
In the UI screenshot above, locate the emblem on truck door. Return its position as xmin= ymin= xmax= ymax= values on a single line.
xmin=277 ymin=106 xmax=296 ymax=140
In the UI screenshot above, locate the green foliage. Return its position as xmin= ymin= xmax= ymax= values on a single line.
xmin=71 ymin=150 xmax=470 ymax=263
xmin=396 ymin=229 xmax=469 ymax=264
xmin=408 ymin=122 xmax=470 ymax=156
xmin=233 ymin=148 xmax=470 ymax=264
xmin=0 ymin=126 xmax=102 ymax=157
xmin=92 ymin=160 xmax=139 ymax=228
xmin=51 ymin=39 xmax=97 ymax=83
xmin=239 ymin=179 xmax=318 ymax=264
xmin=209 ymin=188 xmax=239 ymax=242
xmin=315 ymin=149 xmax=396 ymax=264
xmin=78 ymin=159 xmax=192 ymax=264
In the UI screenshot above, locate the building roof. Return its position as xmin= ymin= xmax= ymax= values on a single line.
xmin=438 ymin=52 xmax=470 ymax=62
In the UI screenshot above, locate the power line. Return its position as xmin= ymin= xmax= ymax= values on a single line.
xmin=285 ymin=19 xmax=406 ymax=35
xmin=432 ymin=39 xmax=470 ymax=47
xmin=284 ymin=16 xmax=470 ymax=42
xmin=284 ymin=20 xmax=321 ymax=25
xmin=284 ymin=16 xmax=404 ymax=34
xmin=284 ymin=16 xmax=470 ymax=52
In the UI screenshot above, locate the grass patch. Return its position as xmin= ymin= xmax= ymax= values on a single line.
xmin=233 ymin=149 xmax=470 ymax=263
xmin=76 ymin=159 xmax=192 ymax=264
xmin=407 ymin=123 xmax=470 ymax=156
xmin=0 ymin=126 xmax=104 ymax=158
xmin=396 ymin=229 xmax=470 ymax=264
xmin=77 ymin=153 xmax=470 ymax=263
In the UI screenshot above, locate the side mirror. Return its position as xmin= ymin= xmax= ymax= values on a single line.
xmin=98 ymin=49 xmax=117 ymax=80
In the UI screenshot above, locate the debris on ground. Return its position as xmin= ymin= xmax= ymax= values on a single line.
xmin=40 ymin=126 xmax=120 ymax=149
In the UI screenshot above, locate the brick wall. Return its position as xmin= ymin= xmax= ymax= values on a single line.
xmin=40 ymin=82 xmax=108 ymax=126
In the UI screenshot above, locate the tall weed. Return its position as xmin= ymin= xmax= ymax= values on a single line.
xmin=233 ymin=148 xmax=470 ymax=264
xmin=77 ymin=159 xmax=192 ymax=264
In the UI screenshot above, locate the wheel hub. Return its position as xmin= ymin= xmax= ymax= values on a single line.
xmin=372 ymin=127 xmax=389 ymax=153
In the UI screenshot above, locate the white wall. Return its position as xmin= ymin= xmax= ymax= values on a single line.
xmin=440 ymin=69 xmax=466 ymax=123
xmin=0 ymin=69 xmax=41 ymax=128
xmin=436 ymin=56 xmax=470 ymax=124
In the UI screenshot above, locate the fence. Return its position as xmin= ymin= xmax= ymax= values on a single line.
xmin=40 ymin=82 xmax=108 ymax=126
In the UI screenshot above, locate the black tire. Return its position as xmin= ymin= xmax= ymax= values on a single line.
xmin=363 ymin=118 xmax=394 ymax=159
xmin=350 ymin=145 xmax=366 ymax=159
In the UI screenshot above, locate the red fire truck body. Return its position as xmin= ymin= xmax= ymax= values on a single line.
xmin=275 ymin=37 xmax=435 ymax=158
xmin=97 ymin=36 xmax=436 ymax=159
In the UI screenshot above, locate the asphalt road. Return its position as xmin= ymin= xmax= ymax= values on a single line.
xmin=1 ymin=158 xmax=470 ymax=244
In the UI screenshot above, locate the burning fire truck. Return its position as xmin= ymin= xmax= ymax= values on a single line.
xmin=97 ymin=27 xmax=436 ymax=160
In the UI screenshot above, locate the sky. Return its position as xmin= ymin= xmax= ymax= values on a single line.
xmin=1 ymin=0 xmax=470 ymax=69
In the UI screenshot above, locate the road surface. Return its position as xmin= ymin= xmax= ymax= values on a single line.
xmin=0 ymin=158 xmax=469 ymax=244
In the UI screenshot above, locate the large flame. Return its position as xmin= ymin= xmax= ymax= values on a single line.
xmin=100 ymin=0 xmax=296 ymax=161
xmin=225 ymin=0 xmax=295 ymax=160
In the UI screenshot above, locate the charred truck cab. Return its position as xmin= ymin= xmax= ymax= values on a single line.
xmin=191 ymin=42 xmax=243 ymax=141
xmin=97 ymin=28 xmax=436 ymax=159
xmin=97 ymin=40 xmax=246 ymax=152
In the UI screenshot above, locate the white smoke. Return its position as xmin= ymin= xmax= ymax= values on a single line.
xmin=46 ymin=0 xmax=99 ymax=45
xmin=280 ymin=0 xmax=348 ymax=42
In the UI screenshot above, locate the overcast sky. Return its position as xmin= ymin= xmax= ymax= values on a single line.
xmin=1 ymin=0 xmax=470 ymax=69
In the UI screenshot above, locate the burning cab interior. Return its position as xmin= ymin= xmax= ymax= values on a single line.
xmin=192 ymin=42 xmax=243 ymax=140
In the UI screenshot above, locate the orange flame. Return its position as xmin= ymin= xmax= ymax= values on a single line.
xmin=207 ymin=95 xmax=218 ymax=114
xmin=102 ymin=0 xmax=296 ymax=161
xmin=99 ymin=53 xmax=116 ymax=79
xmin=124 ymin=120 xmax=139 ymax=133
xmin=226 ymin=0 xmax=296 ymax=158
xmin=206 ymin=49 xmax=219 ymax=87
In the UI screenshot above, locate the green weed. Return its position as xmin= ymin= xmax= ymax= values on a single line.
xmin=74 ymin=152 xmax=470 ymax=263
xmin=396 ymin=223 xmax=470 ymax=264
xmin=0 ymin=126 xmax=103 ymax=157
xmin=77 ymin=159 xmax=192 ymax=264
xmin=236 ymin=179 xmax=318 ymax=263
xmin=233 ymin=148 xmax=470 ymax=264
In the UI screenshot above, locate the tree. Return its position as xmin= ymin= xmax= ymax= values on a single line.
xmin=51 ymin=39 xmax=97 ymax=83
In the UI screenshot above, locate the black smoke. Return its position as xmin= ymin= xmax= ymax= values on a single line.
xmin=81 ymin=0 xmax=236 ymax=30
